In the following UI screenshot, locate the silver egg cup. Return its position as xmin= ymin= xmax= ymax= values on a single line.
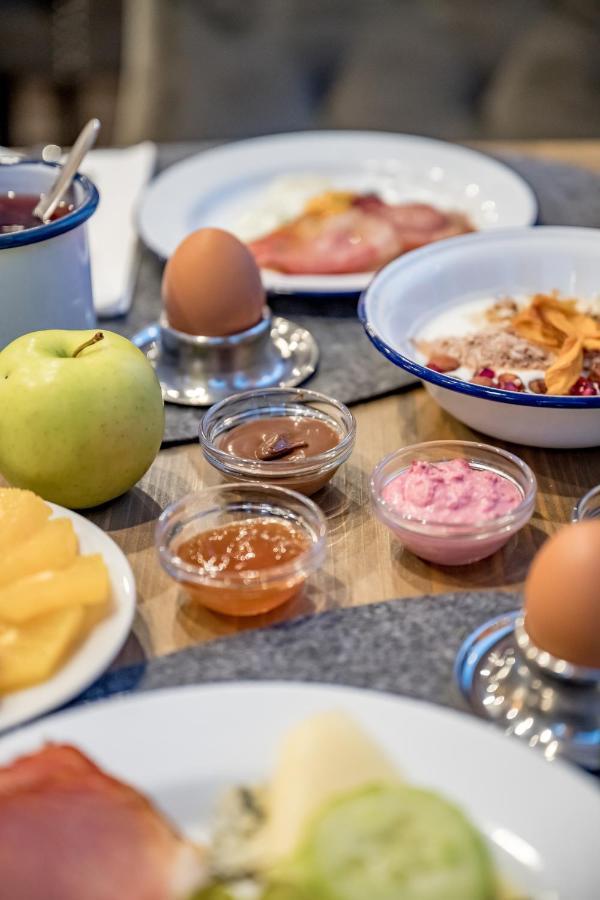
xmin=132 ymin=309 xmax=319 ymax=406
xmin=455 ymin=611 xmax=600 ymax=771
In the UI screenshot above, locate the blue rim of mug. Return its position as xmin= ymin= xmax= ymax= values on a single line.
xmin=0 ymin=159 xmax=99 ymax=249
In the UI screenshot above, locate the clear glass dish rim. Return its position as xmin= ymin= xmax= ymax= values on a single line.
xmin=156 ymin=483 xmax=327 ymax=588
xmin=571 ymin=483 xmax=600 ymax=522
xmin=370 ymin=439 xmax=537 ymax=537
xmin=199 ymin=387 xmax=357 ymax=477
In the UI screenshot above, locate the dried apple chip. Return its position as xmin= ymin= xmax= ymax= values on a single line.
xmin=544 ymin=336 xmax=584 ymax=395
xmin=511 ymin=303 xmax=562 ymax=349
xmin=510 ymin=293 xmax=600 ymax=394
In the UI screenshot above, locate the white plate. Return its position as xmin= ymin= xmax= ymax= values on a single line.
xmin=360 ymin=226 xmax=600 ymax=448
xmin=0 ymin=682 xmax=597 ymax=898
xmin=0 ymin=504 xmax=136 ymax=733
xmin=137 ymin=131 xmax=537 ymax=296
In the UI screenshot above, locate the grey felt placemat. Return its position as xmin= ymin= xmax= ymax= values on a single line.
xmin=78 ymin=589 xmax=519 ymax=715
xmin=105 ymin=148 xmax=600 ymax=444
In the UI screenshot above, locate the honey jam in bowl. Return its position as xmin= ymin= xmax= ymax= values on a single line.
xmin=199 ymin=388 xmax=356 ymax=496
xmin=155 ymin=484 xmax=327 ymax=616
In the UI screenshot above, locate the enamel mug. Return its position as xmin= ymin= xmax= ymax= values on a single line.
xmin=0 ymin=157 xmax=98 ymax=349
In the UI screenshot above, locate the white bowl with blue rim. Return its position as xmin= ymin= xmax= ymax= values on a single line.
xmin=359 ymin=226 xmax=600 ymax=449
xmin=0 ymin=156 xmax=98 ymax=350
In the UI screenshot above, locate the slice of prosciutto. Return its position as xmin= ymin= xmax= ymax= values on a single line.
xmin=249 ymin=206 xmax=401 ymax=275
xmin=355 ymin=197 xmax=474 ymax=252
xmin=248 ymin=195 xmax=473 ymax=275
xmin=0 ymin=743 xmax=208 ymax=900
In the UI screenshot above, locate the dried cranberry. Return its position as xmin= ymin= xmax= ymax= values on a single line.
xmin=478 ymin=367 xmax=495 ymax=379
xmin=569 ymin=377 xmax=598 ymax=396
xmin=471 ymin=375 xmax=496 ymax=387
xmin=528 ymin=378 xmax=547 ymax=395
xmin=426 ymin=353 xmax=461 ymax=373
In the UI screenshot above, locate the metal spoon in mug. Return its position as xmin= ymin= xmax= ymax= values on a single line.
xmin=33 ymin=118 xmax=101 ymax=223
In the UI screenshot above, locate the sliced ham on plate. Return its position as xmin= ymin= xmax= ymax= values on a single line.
xmin=360 ymin=198 xmax=474 ymax=251
xmin=249 ymin=206 xmax=401 ymax=275
xmin=248 ymin=194 xmax=474 ymax=275
xmin=0 ymin=743 xmax=208 ymax=900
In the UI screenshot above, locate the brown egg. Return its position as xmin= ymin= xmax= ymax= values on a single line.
xmin=162 ymin=228 xmax=265 ymax=336
xmin=524 ymin=520 xmax=600 ymax=669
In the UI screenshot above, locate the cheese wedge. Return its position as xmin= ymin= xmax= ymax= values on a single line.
xmin=253 ymin=712 xmax=401 ymax=867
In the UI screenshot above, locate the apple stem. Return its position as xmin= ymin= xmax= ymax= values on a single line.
xmin=72 ymin=332 xmax=104 ymax=358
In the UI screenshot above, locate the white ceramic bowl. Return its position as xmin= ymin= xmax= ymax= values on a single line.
xmin=359 ymin=227 xmax=600 ymax=448
xmin=0 ymin=158 xmax=98 ymax=349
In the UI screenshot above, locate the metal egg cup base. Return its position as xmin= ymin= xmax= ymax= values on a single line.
xmin=455 ymin=612 xmax=600 ymax=771
xmin=132 ymin=312 xmax=319 ymax=406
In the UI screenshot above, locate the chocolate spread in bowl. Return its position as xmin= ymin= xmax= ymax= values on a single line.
xmin=218 ymin=415 xmax=342 ymax=495
xmin=221 ymin=416 xmax=340 ymax=461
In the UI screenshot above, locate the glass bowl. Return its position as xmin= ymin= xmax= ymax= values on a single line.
xmin=199 ymin=387 xmax=356 ymax=495
xmin=156 ymin=483 xmax=327 ymax=616
xmin=370 ymin=440 xmax=537 ymax=566
xmin=572 ymin=484 xmax=600 ymax=522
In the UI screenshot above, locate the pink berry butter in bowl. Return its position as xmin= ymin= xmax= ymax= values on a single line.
xmin=370 ymin=440 xmax=537 ymax=565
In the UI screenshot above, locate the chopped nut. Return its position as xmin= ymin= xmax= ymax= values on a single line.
xmin=485 ymin=297 xmax=519 ymax=323
xmin=528 ymin=378 xmax=547 ymax=394
xmin=471 ymin=375 xmax=496 ymax=387
xmin=497 ymin=372 xmax=521 ymax=385
xmin=426 ymin=354 xmax=460 ymax=373
xmin=497 ymin=373 xmax=524 ymax=391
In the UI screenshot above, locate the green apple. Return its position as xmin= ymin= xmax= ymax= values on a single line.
xmin=0 ymin=329 xmax=164 ymax=508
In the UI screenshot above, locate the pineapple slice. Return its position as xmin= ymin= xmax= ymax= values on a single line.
xmin=0 ymin=488 xmax=51 ymax=554
xmin=0 ymin=554 xmax=110 ymax=625
xmin=0 ymin=606 xmax=87 ymax=693
xmin=0 ymin=518 xmax=78 ymax=588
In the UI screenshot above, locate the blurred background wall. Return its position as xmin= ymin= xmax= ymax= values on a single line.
xmin=1 ymin=0 xmax=599 ymax=147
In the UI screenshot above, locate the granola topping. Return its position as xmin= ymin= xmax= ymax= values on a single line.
xmin=419 ymin=328 xmax=553 ymax=373
xmin=416 ymin=293 xmax=600 ymax=396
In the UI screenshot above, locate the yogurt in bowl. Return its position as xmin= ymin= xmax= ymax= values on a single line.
xmin=370 ymin=440 xmax=537 ymax=566
xmin=359 ymin=226 xmax=600 ymax=448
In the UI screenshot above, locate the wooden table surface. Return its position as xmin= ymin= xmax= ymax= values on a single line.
xmin=77 ymin=141 xmax=600 ymax=664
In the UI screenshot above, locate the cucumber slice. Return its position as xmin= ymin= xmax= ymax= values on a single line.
xmin=261 ymin=884 xmax=311 ymax=900
xmin=281 ymin=783 xmax=495 ymax=900
xmin=188 ymin=886 xmax=235 ymax=900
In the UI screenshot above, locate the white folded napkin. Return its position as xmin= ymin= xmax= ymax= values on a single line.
xmin=80 ymin=142 xmax=157 ymax=317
